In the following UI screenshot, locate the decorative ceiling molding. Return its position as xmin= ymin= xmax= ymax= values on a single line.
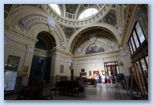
xmin=74 ymin=50 xmax=119 ymax=58
xmin=44 ymin=4 xmax=112 ymax=28
xmin=67 ymin=23 xmax=121 ymax=52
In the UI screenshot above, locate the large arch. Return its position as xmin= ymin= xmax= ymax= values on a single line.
xmin=67 ymin=23 xmax=121 ymax=52
xmin=6 ymin=6 xmax=48 ymax=25
xmin=6 ymin=6 xmax=67 ymax=50
xmin=30 ymin=23 xmax=61 ymax=49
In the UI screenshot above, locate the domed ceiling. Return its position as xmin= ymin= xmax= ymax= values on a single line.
xmin=4 ymin=4 xmax=128 ymax=55
xmin=56 ymin=4 xmax=103 ymax=20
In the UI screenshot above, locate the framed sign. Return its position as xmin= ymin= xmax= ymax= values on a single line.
xmin=5 ymin=55 xmax=20 ymax=71
xmin=81 ymin=69 xmax=85 ymax=72
xmin=22 ymin=66 xmax=29 ymax=76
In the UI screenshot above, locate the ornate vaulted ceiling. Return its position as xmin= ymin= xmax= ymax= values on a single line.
xmin=4 ymin=4 xmax=129 ymax=55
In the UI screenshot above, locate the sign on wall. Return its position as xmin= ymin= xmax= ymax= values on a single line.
xmin=5 ymin=55 xmax=20 ymax=71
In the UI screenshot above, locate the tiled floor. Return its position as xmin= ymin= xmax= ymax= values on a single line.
xmin=48 ymin=83 xmax=131 ymax=100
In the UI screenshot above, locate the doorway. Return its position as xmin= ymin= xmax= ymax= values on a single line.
xmin=104 ymin=61 xmax=118 ymax=76
xmin=29 ymin=31 xmax=56 ymax=86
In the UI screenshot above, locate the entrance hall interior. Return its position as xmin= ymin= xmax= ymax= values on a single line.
xmin=4 ymin=4 xmax=148 ymax=100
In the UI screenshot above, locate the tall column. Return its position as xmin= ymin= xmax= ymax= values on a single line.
xmin=50 ymin=52 xmax=56 ymax=86
xmin=21 ymin=45 xmax=34 ymax=85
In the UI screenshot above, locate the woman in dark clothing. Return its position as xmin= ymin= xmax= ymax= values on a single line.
xmin=78 ymin=76 xmax=85 ymax=96
xmin=99 ymin=75 xmax=102 ymax=83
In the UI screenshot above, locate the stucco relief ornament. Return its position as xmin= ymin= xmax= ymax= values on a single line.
xmin=120 ymin=50 xmax=127 ymax=57
xmin=125 ymin=44 xmax=129 ymax=49
xmin=61 ymin=42 xmax=65 ymax=49
xmin=108 ymin=41 xmax=116 ymax=51
xmin=77 ymin=47 xmax=82 ymax=53
xmin=15 ymin=25 xmax=21 ymax=31
xmin=118 ymin=27 xmax=122 ymax=35
xmin=47 ymin=16 xmax=56 ymax=27
xmin=26 ymin=45 xmax=34 ymax=52
xmin=117 ymin=55 xmax=122 ymax=61
xmin=19 ymin=17 xmax=29 ymax=28
xmin=108 ymin=41 xmax=115 ymax=47
xmin=87 ymin=59 xmax=92 ymax=63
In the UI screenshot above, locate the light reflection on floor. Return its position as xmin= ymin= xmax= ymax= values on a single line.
xmin=50 ymin=83 xmax=131 ymax=100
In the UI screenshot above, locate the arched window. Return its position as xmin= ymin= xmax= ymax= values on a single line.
xmin=49 ymin=4 xmax=61 ymax=15
xmin=79 ymin=8 xmax=98 ymax=20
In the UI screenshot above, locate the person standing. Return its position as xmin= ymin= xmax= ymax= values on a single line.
xmin=99 ymin=75 xmax=102 ymax=83
xmin=78 ymin=75 xmax=85 ymax=96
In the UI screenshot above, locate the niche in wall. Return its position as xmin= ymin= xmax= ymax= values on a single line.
xmin=60 ymin=65 xmax=64 ymax=73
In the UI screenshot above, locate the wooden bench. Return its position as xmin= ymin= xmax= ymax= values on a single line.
xmin=50 ymin=81 xmax=80 ymax=96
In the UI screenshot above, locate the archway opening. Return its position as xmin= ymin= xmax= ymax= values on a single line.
xmin=29 ymin=31 xmax=56 ymax=86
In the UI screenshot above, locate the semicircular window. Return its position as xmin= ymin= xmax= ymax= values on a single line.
xmin=79 ymin=8 xmax=98 ymax=20
xmin=35 ymin=38 xmax=47 ymax=50
xmin=86 ymin=44 xmax=105 ymax=54
xmin=49 ymin=4 xmax=61 ymax=15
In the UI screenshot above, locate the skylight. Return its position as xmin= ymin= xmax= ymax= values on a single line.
xmin=49 ymin=4 xmax=61 ymax=15
xmin=79 ymin=8 xmax=98 ymax=20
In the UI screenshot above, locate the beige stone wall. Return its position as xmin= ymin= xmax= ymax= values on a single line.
xmin=53 ymin=52 xmax=72 ymax=81
xmin=4 ymin=4 xmax=137 ymax=84
xmin=4 ymin=38 xmax=32 ymax=85
xmin=52 ymin=50 xmax=132 ymax=78
xmin=122 ymin=51 xmax=132 ymax=76
xmin=73 ymin=52 xmax=119 ymax=77
xmin=4 ymin=39 xmax=26 ymax=74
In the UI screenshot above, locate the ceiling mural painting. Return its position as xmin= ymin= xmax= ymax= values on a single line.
xmin=66 ymin=4 xmax=78 ymax=13
xmin=86 ymin=44 xmax=105 ymax=54
xmin=63 ymin=27 xmax=75 ymax=39
xmin=103 ymin=10 xmax=117 ymax=26
xmin=4 ymin=4 xmax=129 ymax=55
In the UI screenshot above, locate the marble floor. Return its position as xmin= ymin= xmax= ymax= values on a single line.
xmin=47 ymin=83 xmax=131 ymax=100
